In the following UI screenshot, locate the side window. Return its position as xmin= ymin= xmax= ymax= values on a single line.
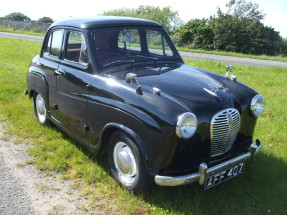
xmin=65 ymin=31 xmax=89 ymax=66
xmin=44 ymin=35 xmax=52 ymax=55
xmin=44 ymin=30 xmax=63 ymax=58
xmin=146 ymin=30 xmax=173 ymax=57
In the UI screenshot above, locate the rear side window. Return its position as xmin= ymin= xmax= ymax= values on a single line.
xmin=65 ymin=31 xmax=89 ymax=66
xmin=44 ymin=30 xmax=64 ymax=58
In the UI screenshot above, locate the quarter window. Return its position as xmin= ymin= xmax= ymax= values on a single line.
xmin=65 ymin=31 xmax=89 ymax=65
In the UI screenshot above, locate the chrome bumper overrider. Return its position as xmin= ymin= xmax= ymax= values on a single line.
xmin=155 ymin=140 xmax=262 ymax=186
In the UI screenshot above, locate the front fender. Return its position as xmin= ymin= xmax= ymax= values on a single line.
xmin=99 ymin=122 xmax=155 ymax=175
xmin=88 ymin=75 xmax=190 ymax=173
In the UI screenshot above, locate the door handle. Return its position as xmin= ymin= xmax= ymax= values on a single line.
xmin=54 ymin=69 xmax=64 ymax=76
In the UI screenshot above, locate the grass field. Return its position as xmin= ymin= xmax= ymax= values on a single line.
xmin=0 ymin=37 xmax=287 ymax=215
xmin=0 ymin=26 xmax=45 ymax=36
xmin=179 ymin=47 xmax=287 ymax=63
xmin=1 ymin=25 xmax=287 ymax=63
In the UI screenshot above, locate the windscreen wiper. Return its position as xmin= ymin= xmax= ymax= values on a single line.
xmin=132 ymin=55 xmax=158 ymax=61
xmin=129 ymin=55 xmax=158 ymax=66
xmin=103 ymin=59 xmax=135 ymax=68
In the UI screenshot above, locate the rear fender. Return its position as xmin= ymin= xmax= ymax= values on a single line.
xmin=28 ymin=67 xmax=49 ymax=108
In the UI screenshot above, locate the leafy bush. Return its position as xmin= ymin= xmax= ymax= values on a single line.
xmin=102 ymin=5 xmax=183 ymax=33
xmin=4 ymin=12 xmax=31 ymax=21
xmin=173 ymin=0 xmax=285 ymax=56
xmin=38 ymin=16 xmax=53 ymax=23
xmin=173 ymin=15 xmax=284 ymax=56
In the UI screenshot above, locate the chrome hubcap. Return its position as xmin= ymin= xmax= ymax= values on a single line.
xmin=113 ymin=142 xmax=137 ymax=185
xmin=36 ymin=94 xmax=46 ymax=123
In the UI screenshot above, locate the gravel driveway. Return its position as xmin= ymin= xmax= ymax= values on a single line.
xmin=0 ymin=123 xmax=93 ymax=215
xmin=0 ymin=152 xmax=36 ymax=215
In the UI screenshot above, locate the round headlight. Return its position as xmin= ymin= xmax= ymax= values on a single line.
xmin=176 ymin=112 xmax=198 ymax=139
xmin=251 ymin=94 xmax=265 ymax=116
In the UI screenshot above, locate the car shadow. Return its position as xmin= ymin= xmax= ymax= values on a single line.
xmin=49 ymin=123 xmax=110 ymax=170
xmin=140 ymin=152 xmax=287 ymax=215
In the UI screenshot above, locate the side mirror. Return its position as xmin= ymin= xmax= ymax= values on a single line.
xmin=125 ymin=73 xmax=137 ymax=83
xmin=226 ymin=64 xmax=233 ymax=72
xmin=122 ymin=33 xmax=135 ymax=43
xmin=225 ymin=64 xmax=233 ymax=78
xmin=125 ymin=73 xmax=142 ymax=95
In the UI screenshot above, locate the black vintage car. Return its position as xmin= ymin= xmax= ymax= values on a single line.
xmin=25 ymin=16 xmax=264 ymax=192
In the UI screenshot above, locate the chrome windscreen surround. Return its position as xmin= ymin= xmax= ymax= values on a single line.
xmin=210 ymin=108 xmax=240 ymax=157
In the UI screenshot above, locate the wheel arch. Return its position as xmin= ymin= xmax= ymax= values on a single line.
xmin=99 ymin=123 xmax=152 ymax=174
xmin=30 ymin=70 xmax=49 ymax=108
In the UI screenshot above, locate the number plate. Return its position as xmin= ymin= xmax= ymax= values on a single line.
xmin=204 ymin=162 xmax=245 ymax=189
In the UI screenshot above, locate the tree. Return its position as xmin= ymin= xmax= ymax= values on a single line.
xmin=211 ymin=15 xmax=254 ymax=53
xmin=213 ymin=1 xmax=281 ymax=55
xmin=172 ymin=0 xmax=283 ymax=56
xmin=4 ymin=12 xmax=31 ymax=21
xmin=38 ymin=16 xmax=54 ymax=23
xmin=173 ymin=18 xmax=214 ymax=49
xmin=217 ymin=0 xmax=265 ymax=20
xmin=102 ymin=6 xmax=183 ymax=33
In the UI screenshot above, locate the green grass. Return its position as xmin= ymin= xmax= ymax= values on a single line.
xmin=178 ymin=47 xmax=287 ymax=62
xmin=0 ymin=37 xmax=287 ymax=215
xmin=0 ymin=26 xmax=45 ymax=36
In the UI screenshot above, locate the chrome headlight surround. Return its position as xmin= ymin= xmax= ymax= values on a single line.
xmin=176 ymin=112 xmax=198 ymax=139
xmin=251 ymin=94 xmax=265 ymax=117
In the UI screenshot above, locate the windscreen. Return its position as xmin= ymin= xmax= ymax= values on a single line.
xmin=93 ymin=27 xmax=178 ymax=68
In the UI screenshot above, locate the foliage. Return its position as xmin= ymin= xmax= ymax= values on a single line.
xmin=211 ymin=15 xmax=284 ymax=55
xmin=102 ymin=5 xmax=183 ymax=33
xmin=173 ymin=0 xmax=286 ymax=56
xmin=217 ymin=0 xmax=265 ymax=20
xmin=4 ymin=12 xmax=31 ymax=21
xmin=172 ymin=18 xmax=214 ymax=49
xmin=38 ymin=16 xmax=53 ymax=23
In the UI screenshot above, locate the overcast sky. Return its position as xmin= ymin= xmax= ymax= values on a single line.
xmin=1 ymin=0 xmax=286 ymax=37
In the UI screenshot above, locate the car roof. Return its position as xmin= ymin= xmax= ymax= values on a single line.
xmin=49 ymin=16 xmax=162 ymax=29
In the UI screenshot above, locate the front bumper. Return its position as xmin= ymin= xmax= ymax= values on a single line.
xmin=155 ymin=139 xmax=262 ymax=186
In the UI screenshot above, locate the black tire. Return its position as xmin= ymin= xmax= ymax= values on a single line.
xmin=33 ymin=92 xmax=49 ymax=125
xmin=108 ymin=131 xmax=153 ymax=193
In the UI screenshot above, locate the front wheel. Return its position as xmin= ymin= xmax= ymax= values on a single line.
xmin=33 ymin=92 xmax=48 ymax=125
xmin=108 ymin=131 xmax=153 ymax=193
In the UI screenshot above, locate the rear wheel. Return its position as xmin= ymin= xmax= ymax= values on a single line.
xmin=33 ymin=92 xmax=48 ymax=125
xmin=108 ymin=131 xmax=153 ymax=193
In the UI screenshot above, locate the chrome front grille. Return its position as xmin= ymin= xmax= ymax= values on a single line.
xmin=210 ymin=108 xmax=240 ymax=157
